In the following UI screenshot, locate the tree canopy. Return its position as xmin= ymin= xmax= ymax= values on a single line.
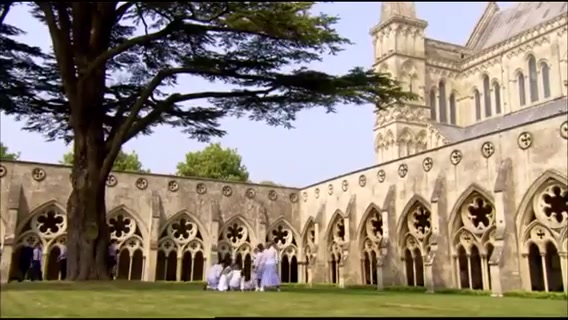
xmin=177 ymin=143 xmax=248 ymax=182
xmin=0 ymin=142 xmax=20 ymax=160
xmin=61 ymin=150 xmax=148 ymax=173
xmin=0 ymin=1 xmax=412 ymax=281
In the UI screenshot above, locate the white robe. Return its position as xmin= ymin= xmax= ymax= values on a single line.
xmin=206 ymin=264 xmax=223 ymax=289
xmin=228 ymin=270 xmax=242 ymax=290
xmin=217 ymin=267 xmax=232 ymax=292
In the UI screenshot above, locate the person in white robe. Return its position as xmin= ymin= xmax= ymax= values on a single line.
xmin=260 ymin=241 xmax=280 ymax=291
xmin=228 ymin=268 xmax=242 ymax=291
xmin=217 ymin=263 xmax=233 ymax=292
xmin=205 ymin=261 xmax=224 ymax=290
xmin=253 ymin=244 xmax=265 ymax=291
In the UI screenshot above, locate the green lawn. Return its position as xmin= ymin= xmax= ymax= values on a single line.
xmin=1 ymin=281 xmax=566 ymax=318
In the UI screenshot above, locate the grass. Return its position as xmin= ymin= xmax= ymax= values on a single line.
xmin=1 ymin=281 xmax=566 ymax=318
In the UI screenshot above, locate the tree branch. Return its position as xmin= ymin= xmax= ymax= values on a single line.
xmin=0 ymin=1 xmax=13 ymax=26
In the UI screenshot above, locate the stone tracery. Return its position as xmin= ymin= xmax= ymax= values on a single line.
xmin=156 ymin=212 xmax=205 ymax=282
xmin=10 ymin=202 xmax=68 ymax=281
xmin=519 ymin=177 xmax=567 ymax=292
xmin=107 ymin=208 xmax=145 ymax=281
xmin=327 ymin=212 xmax=346 ymax=284
xmin=360 ymin=205 xmax=384 ymax=285
xmin=217 ymin=217 xmax=253 ymax=280
xmin=302 ymin=219 xmax=317 ymax=284
xmin=451 ymin=190 xmax=496 ymax=291
xmin=399 ymin=199 xmax=432 ymax=287
xmin=266 ymin=221 xmax=299 ymax=283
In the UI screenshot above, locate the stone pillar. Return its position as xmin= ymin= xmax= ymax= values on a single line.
xmin=0 ymin=238 xmax=14 ymax=283
xmin=145 ymin=214 xmax=161 ymax=282
xmin=376 ymin=255 xmax=384 ymax=290
xmin=559 ymin=253 xmax=567 ymax=294
xmin=489 ymin=245 xmax=504 ymax=297
xmin=424 ymin=249 xmax=436 ymax=293
xmin=0 ymin=186 xmax=21 ymax=284
xmin=209 ymin=219 xmax=220 ymax=276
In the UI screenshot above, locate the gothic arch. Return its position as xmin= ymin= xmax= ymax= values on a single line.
xmin=160 ymin=210 xmax=209 ymax=242
xmin=358 ymin=203 xmax=384 ymax=285
xmin=301 ymin=216 xmax=316 ymax=241
xmin=15 ymin=199 xmax=67 ymax=235
xmin=448 ymin=184 xmax=495 ymax=237
xmin=10 ymin=200 xmax=67 ymax=281
xmin=325 ymin=210 xmax=346 ymax=284
xmin=301 ymin=216 xmax=317 ymax=283
xmin=448 ymin=184 xmax=496 ymax=291
xmin=515 ymin=170 xmax=567 ymax=292
xmin=374 ymin=132 xmax=385 ymax=151
xmin=107 ymin=205 xmax=149 ymax=241
xmin=396 ymin=194 xmax=431 ymax=238
xmin=384 ymin=130 xmax=395 ymax=147
xmin=266 ymin=217 xmax=299 ymax=283
xmin=415 ymin=130 xmax=428 ymax=152
xmin=396 ymin=127 xmax=414 ymax=143
xmin=217 ymin=215 xmax=255 ymax=280
xmin=155 ymin=210 xmax=207 ymax=282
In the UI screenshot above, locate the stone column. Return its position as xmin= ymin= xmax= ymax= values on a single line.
xmin=559 ymin=253 xmax=567 ymax=294
xmin=145 ymin=214 xmax=161 ymax=282
xmin=424 ymin=249 xmax=436 ymax=293
xmin=0 ymin=186 xmax=21 ymax=284
xmin=376 ymin=255 xmax=384 ymax=290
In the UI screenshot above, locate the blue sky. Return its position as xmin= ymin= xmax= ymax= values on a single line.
xmin=0 ymin=2 xmax=512 ymax=187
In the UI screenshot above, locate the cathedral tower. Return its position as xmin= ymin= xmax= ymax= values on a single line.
xmin=370 ymin=2 xmax=430 ymax=164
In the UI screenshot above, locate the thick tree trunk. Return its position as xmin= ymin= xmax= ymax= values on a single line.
xmin=65 ymin=126 xmax=111 ymax=281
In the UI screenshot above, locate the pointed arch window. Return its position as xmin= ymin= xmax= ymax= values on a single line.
xmin=483 ymin=75 xmax=491 ymax=117
xmin=438 ymin=80 xmax=447 ymax=123
xmin=541 ymin=62 xmax=551 ymax=99
xmin=493 ymin=82 xmax=502 ymax=115
xmin=474 ymin=89 xmax=481 ymax=121
xmin=528 ymin=55 xmax=539 ymax=102
xmin=449 ymin=93 xmax=457 ymax=125
xmin=429 ymin=89 xmax=437 ymax=121
xmin=518 ymin=72 xmax=526 ymax=106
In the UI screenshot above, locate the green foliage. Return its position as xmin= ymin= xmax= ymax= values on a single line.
xmin=62 ymin=150 xmax=149 ymax=173
xmin=0 ymin=142 xmax=19 ymax=160
xmin=176 ymin=143 xmax=249 ymax=182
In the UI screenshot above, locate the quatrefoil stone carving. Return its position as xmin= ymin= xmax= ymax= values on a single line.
xmin=222 ymin=185 xmax=233 ymax=197
xmin=106 ymin=174 xmax=118 ymax=187
xmin=196 ymin=183 xmax=207 ymax=195
xmin=0 ymin=165 xmax=6 ymax=178
xmin=246 ymin=188 xmax=255 ymax=199
xmin=168 ymin=180 xmax=179 ymax=192
xmin=341 ymin=180 xmax=348 ymax=192
xmin=32 ymin=167 xmax=46 ymax=182
xmin=398 ymin=164 xmax=408 ymax=178
xmin=481 ymin=141 xmax=495 ymax=158
xmin=289 ymin=193 xmax=298 ymax=203
xmin=560 ymin=121 xmax=568 ymax=140
xmin=268 ymin=190 xmax=278 ymax=201
xmin=135 ymin=178 xmax=148 ymax=190
xmin=314 ymin=188 xmax=320 ymax=199
xmin=422 ymin=157 xmax=433 ymax=172
xmin=517 ymin=132 xmax=533 ymax=150
xmin=358 ymin=175 xmax=367 ymax=187
xmin=302 ymin=191 xmax=308 ymax=202
xmin=377 ymin=170 xmax=386 ymax=183
xmin=328 ymin=184 xmax=334 ymax=195
xmin=450 ymin=150 xmax=462 ymax=165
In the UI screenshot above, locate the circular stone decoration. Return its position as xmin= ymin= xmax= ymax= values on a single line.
xmin=450 ymin=150 xmax=463 ymax=166
xmin=0 ymin=165 xmax=6 ymax=178
xmin=328 ymin=184 xmax=334 ymax=195
xmin=481 ymin=141 xmax=495 ymax=158
xmin=422 ymin=157 xmax=434 ymax=172
xmin=32 ymin=167 xmax=46 ymax=182
xmin=168 ymin=180 xmax=179 ymax=192
xmin=315 ymin=188 xmax=320 ymax=199
xmin=377 ymin=170 xmax=386 ymax=183
xmin=246 ymin=188 xmax=256 ymax=199
xmin=289 ymin=193 xmax=298 ymax=203
xmin=302 ymin=191 xmax=308 ymax=202
xmin=106 ymin=174 xmax=118 ymax=187
xmin=196 ymin=183 xmax=207 ymax=195
xmin=358 ymin=175 xmax=367 ymax=187
xmin=268 ymin=190 xmax=278 ymax=201
xmin=398 ymin=164 xmax=408 ymax=178
xmin=561 ymin=121 xmax=568 ymax=140
xmin=341 ymin=180 xmax=348 ymax=192
xmin=222 ymin=185 xmax=233 ymax=197
xmin=517 ymin=131 xmax=533 ymax=150
xmin=85 ymin=222 xmax=99 ymax=240
xmin=135 ymin=177 xmax=148 ymax=190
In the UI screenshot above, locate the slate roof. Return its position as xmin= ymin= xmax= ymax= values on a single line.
xmin=473 ymin=2 xmax=568 ymax=50
xmin=433 ymin=97 xmax=568 ymax=143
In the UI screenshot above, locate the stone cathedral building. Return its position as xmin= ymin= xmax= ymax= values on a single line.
xmin=0 ymin=2 xmax=567 ymax=295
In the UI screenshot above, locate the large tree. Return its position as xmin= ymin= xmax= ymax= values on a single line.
xmin=0 ymin=142 xmax=20 ymax=160
xmin=62 ymin=150 xmax=148 ymax=173
xmin=177 ymin=143 xmax=249 ymax=182
xmin=0 ymin=2 xmax=412 ymax=280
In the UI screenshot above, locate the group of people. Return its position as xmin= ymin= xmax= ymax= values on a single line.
xmin=205 ymin=240 xmax=281 ymax=292
xmin=10 ymin=242 xmax=67 ymax=282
